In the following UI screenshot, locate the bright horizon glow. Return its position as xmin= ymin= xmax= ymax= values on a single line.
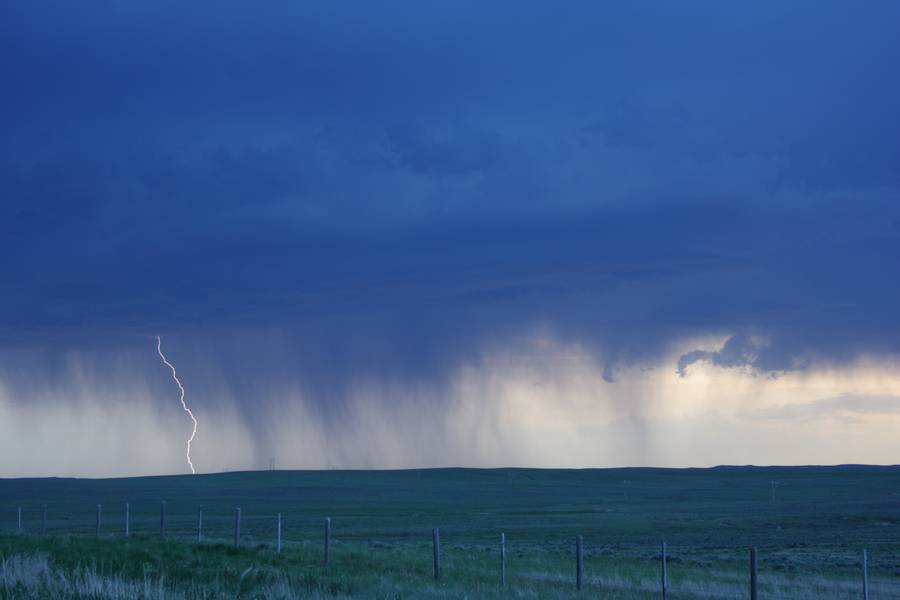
xmin=0 ymin=333 xmax=898 ymax=477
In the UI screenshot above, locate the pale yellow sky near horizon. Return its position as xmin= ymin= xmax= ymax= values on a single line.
xmin=1 ymin=335 xmax=898 ymax=477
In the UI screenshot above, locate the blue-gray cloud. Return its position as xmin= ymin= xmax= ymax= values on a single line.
xmin=676 ymin=335 xmax=800 ymax=377
xmin=2 ymin=0 xmax=900 ymax=402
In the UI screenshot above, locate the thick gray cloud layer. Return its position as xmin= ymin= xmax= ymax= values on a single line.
xmin=2 ymin=1 xmax=900 ymax=401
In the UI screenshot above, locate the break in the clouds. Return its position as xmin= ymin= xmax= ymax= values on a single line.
xmin=1 ymin=1 xmax=900 ymax=474
xmin=748 ymin=394 xmax=900 ymax=424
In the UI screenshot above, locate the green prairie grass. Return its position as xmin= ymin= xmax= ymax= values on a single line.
xmin=1 ymin=467 xmax=899 ymax=598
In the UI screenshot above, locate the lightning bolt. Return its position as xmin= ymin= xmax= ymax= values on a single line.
xmin=156 ymin=336 xmax=198 ymax=474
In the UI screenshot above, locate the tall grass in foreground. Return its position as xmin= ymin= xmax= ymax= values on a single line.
xmin=0 ymin=554 xmax=167 ymax=600
xmin=1 ymin=537 xmax=897 ymax=599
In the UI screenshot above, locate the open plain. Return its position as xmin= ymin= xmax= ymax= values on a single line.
xmin=1 ymin=466 xmax=898 ymax=598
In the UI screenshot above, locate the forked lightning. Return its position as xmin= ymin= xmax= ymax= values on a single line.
xmin=156 ymin=336 xmax=198 ymax=474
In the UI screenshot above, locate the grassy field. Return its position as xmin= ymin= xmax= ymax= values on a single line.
xmin=1 ymin=466 xmax=899 ymax=598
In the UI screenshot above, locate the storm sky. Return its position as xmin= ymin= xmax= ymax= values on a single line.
xmin=2 ymin=2 xmax=900 ymax=476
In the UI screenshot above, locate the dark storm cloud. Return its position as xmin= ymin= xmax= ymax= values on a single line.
xmin=386 ymin=125 xmax=503 ymax=176
xmin=676 ymin=335 xmax=798 ymax=377
xmin=2 ymin=0 xmax=900 ymax=395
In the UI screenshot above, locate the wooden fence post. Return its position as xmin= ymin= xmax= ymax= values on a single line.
xmin=277 ymin=513 xmax=282 ymax=553
xmin=750 ymin=547 xmax=758 ymax=600
xmin=16 ymin=506 xmax=22 ymax=533
xmin=95 ymin=504 xmax=102 ymax=538
xmin=160 ymin=501 xmax=166 ymax=538
xmin=41 ymin=504 xmax=47 ymax=535
xmin=234 ymin=508 xmax=241 ymax=547
xmin=433 ymin=527 xmax=442 ymax=580
xmin=197 ymin=507 xmax=203 ymax=543
xmin=661 ymin=541 xmax=668 ymax=600
xmin=324 ymin=517 xmax=332 ymax=565
xmin=863 ymin=549 xmax=869 ymax=600
xmin=576 ymin=535 xmax=584 ymax=591
xmin=125 ymin=503 xmax=130 ymax=537
xmin=500 ymin=532 xmax=507 ymax=587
